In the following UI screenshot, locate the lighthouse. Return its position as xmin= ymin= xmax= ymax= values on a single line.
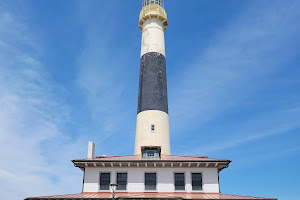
xmin=25 ymin=1 xmax=277 ymax=200
xmin=134 ymin=0 xmax=171 ymax=155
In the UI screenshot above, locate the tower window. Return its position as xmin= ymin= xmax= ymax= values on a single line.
xmin=142 ymin=147 xmax=160 ymax=159
xmin=117 ymin=173 xmax=127 ymax=190
xmin=174 ymin=173 xmax=185 ymax=190
xmin=147 ymin=150 xmax=155 ymax=157
xmin=99 ymin=173 xmax=110 ymax=190
xmin=151 ymin=125 xmax=155 ymax=131
xmin=145 ymin=173 xmax=157 ymax=190
xmin=192 ymin=173 xmax=203 ymax=191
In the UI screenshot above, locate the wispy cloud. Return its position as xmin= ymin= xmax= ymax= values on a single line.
xmin=75 ymin=1 xmax=139 ymax=154
xmin=169 ymin=0 xmax=300 ymax=155
xmin=0 ymin=9 xmax=84 ymax=200
xmin=192 ymin=107 xmax=300 ymax=154
xmin=170 ymin=0 xmax=300 ymax=129
xmin=1 ymin=2 xmax=140 ymax=198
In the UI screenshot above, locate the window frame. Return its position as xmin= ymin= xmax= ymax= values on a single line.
xmin=99 ymin=172 xmax=111 ymax=191
xmin=145 ymin=172 xmax=157 ymax=191
xmin=191 ymin=172 xmax=203 ymax=191
xmin=116 ymin=172 xmax=128 ymax=191
xmin=151 ymin=124 xmax=155 ymax=132
xmin=174 ymin=172 xmax=186 ymax=191
xmin=143 ymin=0 xmax=164 ymax=8
xmin=147 ymin=150 xmax=155 ymax=157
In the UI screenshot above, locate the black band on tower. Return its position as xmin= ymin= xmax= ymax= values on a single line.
xmin=137 ymin=52 xmax=168 ymax=114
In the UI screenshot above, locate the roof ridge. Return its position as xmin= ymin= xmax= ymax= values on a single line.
xmin=168 ymin=155 xmax=209 ymax=158
xmin=95 ymin=155 xmax=138 ymax=158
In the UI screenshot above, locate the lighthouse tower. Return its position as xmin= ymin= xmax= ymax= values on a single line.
xmin=134 ymin=0 xmax=171 ymax=155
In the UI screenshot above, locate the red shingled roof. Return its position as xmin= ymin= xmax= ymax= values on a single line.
xmin=73 ymin=155 xmax=230 ymax=162
xmin=26 ymin=192 xmax=277 ymax=200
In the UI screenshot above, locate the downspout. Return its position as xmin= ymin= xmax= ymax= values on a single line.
xmin=218 ymin=172 xmax=221 ymax=193
xmin=82 ymin=167 xmax=85 ymax=193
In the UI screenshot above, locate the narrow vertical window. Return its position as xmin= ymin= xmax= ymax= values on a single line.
xmin=174 ymin=173 xmax=185 ymax=190
xmin=192 ymin=173 xmax=202 ymax=191
xmin=117 ymin=173 xmax=127 ymax=190
xmin=145 ymin=173 xmax=157 ymax=190
xmin=151 ymin=124 xmax=155 ymax=131
xmin=100 ymin=173 xmax=110 ymax=190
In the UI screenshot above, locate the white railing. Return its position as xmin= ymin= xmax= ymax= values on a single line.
xmin=142 ymin=0 xmax=164 ymax=8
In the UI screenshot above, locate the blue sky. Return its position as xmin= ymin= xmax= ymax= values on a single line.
xmin=0 ymin=0 xmax=299 ymax=200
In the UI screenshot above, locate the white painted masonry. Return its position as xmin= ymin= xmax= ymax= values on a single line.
xmin=83 ymin=167 xmax=219 ymax=193
xmin=87 ymin=142 xmax=95 ymax=159
xmin=134 ymin=110 xmax=171 ymax=155
xmin=141 ymin=18 xmax=166 ymax=57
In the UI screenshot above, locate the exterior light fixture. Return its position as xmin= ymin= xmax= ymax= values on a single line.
xmin=110 ymin=183 xmax=118 ymax=200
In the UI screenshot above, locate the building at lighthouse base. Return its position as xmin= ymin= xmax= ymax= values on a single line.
xmin=25 ymin=144 xmax=277 ymax=200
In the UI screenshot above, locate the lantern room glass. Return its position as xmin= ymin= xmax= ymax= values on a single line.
xmin=143 ymin=0 xmax=164 ymax=7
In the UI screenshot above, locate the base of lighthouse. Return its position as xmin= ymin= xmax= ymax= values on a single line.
xmin=134 ymin=110 xmax=171 ymax=155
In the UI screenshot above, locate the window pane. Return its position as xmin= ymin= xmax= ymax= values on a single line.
xmin=142 ymin=148 xmax=160 ymax=159
xmin=100 ymin=173 xmax=110 ymax=190
xmin=145 ymin=173 xmax=157 ymax=190
xmin=151 ymin=125 xmax=155 ymax=131
xmin=147 ymin=150 xmax=155 ymax=157
xmin=117 ymin=173 xmax=127 ymax=190
xmin=174 ymin=173 xmax=185 ymax=190
xmin=192 ymin=173 xmax=202 ymax=190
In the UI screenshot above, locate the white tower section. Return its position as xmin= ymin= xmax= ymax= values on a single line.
xmin=134 ymin=0 xmax=170 ymax=155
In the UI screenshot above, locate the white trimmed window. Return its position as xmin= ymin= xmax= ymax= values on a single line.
xmin=174 ymin=173 xmax=185 ymax=190
xmin=99 ymin=173 xmax=110 ymax=190
xmin=191 ymin=173 xmax=202 ymax=191
xmin=145 ymin=173 xmax=157 ymax=190
xmin=117 ymin=173 xmax=127 ymax=190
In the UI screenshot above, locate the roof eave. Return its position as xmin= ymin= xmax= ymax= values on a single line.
xmin=72 ymin=160 xmax=231 ymax=172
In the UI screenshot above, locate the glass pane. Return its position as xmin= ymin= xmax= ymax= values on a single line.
xmin=144 ymin=0 xmax=164 ymax=7
xmin=147 ymin=150 xmax=155 ymax=157
xmin=175 ymin=173 xmax=185 ymax=190
xmin=145 ymin=173 xmax=157 ymax=190
xmin=117 ymin=173 xmax=127 ymax=190
xmin=192 ymin=173 xmax=202 ymax=190
xmin=100 ymin=173 xmax=110 ymax=190
xmin=151 ymin=125 xmax=155 ymax=131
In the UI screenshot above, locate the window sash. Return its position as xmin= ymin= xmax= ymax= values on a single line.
xmin=192 ymin=173 xmax=202 ymax=190
xmin=100 ymin=173 xmax=110 ymax=190
xmin=117 ymin=173 xmax=127 ymax=190
xmin=147 ymin=150 xmax=155 ymax=157
xmin=174 ymin=173 xmax=185 ymax=190
xmin=145 ymin=173 xmax=157 ymax=190
xmin=151 ymin=125 xmax=155 ymax=131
